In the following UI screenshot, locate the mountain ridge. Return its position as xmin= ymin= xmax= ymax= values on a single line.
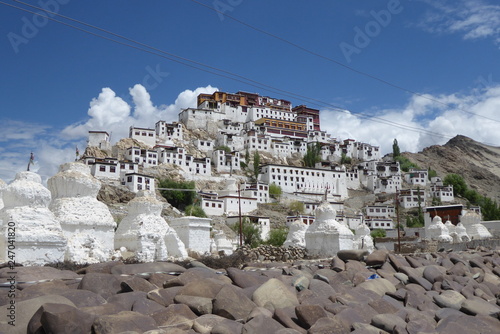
xmin=402 ymin=135 xmax=500 ymax=202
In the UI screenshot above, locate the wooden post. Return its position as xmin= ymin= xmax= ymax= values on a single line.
xmin=238 ymin=182 xmax=242 ymax=247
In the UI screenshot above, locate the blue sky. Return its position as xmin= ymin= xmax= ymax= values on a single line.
xmin=1 ymin=0 xmax=500 ymax=183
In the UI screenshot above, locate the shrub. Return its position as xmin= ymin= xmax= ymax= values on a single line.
xmin=230 ymin=218 xmax=262 ymax=248
xmin=264 ymin=227 xmax=289 ymax=247
xmin=269 ymin=183 xmax=282 ymax=200
xmin=370 ymin=229 xmax=386 ymax=238
xmin=288 ymin=201 xmax=305 ymax=214
xmin=158 ymin=179 xmax=196 ymax=210
xmin=184 ymin=204 xmax=207 ymax=218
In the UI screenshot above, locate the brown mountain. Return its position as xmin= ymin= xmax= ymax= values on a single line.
xmin=402 ymin=135 xmax=500 ymax=203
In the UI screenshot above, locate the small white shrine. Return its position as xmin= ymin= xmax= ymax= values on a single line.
xmin=425 ymin=215 xmax=453 ymax=242
xmin=304 ymin=201 xmax=354 ymax=257
xmin=0 ymin=172 xmax=66 ymax=265
xmin=353 ymin=223 xmax=374 ymax=253
xmin=115 ymin=191 xmax=187 ymax=261
xmin=48 ymin=163 xmax=116 ymax=263
xmin=460 ymin=211 xmax=492 ymax=240
xmin=169 ymin=216 xmax=212 ymax=255
xmin=283 ymin=219 xmax=307 ymax=248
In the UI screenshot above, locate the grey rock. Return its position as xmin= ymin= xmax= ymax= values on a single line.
xmin=460 ymin=296 xmax=500 ymax=317
xmin=59 ymin=289 xmax=107 ymax=308
xmin=151 ymin=304 xmax=197 ymax=329
xmin=295 ymin=304 xmax=328 ymax=329
xmin=111 ymin=262 xmax=186 ymax=275
xmin=365 ymin=249 xmax=389 ymax=267
xmin=213 ymin=285 xmax=256 ymax=320
xmin=77 ymin=273 xmax=122 ymax=300
xmin=433 ymin=290 xmax=466 ymax=310
xmin=371 ymin=313 xmax=407 ymax=333
xmin=147 ymin=286 xmax=182 ymax=307
xmin=92 ymin=311 xmax=157 ymax=334
xmin=241 ymin=314 xmax=285 ymax=334
xmin=253 ymin=278 xmax=299 ymax=309
xmin=192 ymin=314 xmax=226 ymax=334
xmin=337 ymin=249 xmax=369 ymax=262
xmin=308 ymin=316 xmax=350 ymax=334
xmin=174 ymin=294 xmax=213 ymax=315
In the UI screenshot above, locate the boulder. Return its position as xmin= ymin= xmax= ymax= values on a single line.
xmin=337 ymin=249 xmax=369 ymax=262
xmin=253 ymin=278 xmax=299 ymax=309
xmin=295 ymin=304 xmax=328 ymax=329
xmin=213 ymin=285 xmax=256 ymax=320
xmin=92 ymin=311 xmax=157 ymax=334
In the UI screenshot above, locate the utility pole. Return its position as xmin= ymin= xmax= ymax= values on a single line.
xmin=238 ymin=182 xmax=242 ymax=247
xmin=396 ymin=188 xmax=401 ymax=253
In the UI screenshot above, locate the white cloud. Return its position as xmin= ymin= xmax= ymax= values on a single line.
xmin=320 ymin=84 xmax=500 ymax=155
xmin=2 ymin=83 xmax=499 ymax=186
xmin=62 ymin=84 xmax=218 ymax=142
xmin=0 ymin=85 xmax=218 ymax=184
xmin=418 ymin=0 xmax=500 ymax=47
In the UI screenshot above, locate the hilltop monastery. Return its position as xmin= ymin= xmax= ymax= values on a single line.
xmin=0 ymin=90 xmax=493 ymax=265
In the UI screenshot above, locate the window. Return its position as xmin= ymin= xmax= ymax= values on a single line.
xmin=99 ymin=165 xmax=106 ymax=172
xmin=110 ymin=166 xmax=116 ymax=173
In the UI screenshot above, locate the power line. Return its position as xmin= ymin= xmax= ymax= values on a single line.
xmin=0 ymin=1 xmax=490 ymax=143
xmin=186 ymin=0 xmax=500 ymax=124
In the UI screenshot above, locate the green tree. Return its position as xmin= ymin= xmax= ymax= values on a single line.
xmin=264 ymin=227 xmax=289 ymax=247
xmin=428 ymin=168 xmax=438 ymax=180
xmin=443 ymin=173 xmax=468 ymax=197
xmin=269 ymin=183 xmax=282 ymax=200
xmin=371 ymin=229 xmax=386 ymax=238
xmin=393 ymin=139 xmax=400 ymax=158
xmin=184 ymin=204 xmax=207 ymax=218
xmin=231 ymin=218 xmax=262 ymax=248
xmin=253 ymin=151 xmax=261 ymax=181
xmin=395 ymin=155 xmax=419 ymax=172
xmin=303 ymin=143 xmax=321 ymax=167
xmin=214 ymin=145 xmax=231 ymax=153
xmin=158 ymin=179 xmax=196 ymax=210
xmin=289 ymin=201 xmax=305 ymax=214
xmin=340 ymin=153 xmax=352 ymax=164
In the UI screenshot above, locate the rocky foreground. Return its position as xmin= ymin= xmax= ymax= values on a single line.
xmin=0 ymin=247 xmax=499 ymax=334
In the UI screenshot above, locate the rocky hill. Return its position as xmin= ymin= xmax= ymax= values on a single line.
xmin=403 ymin=135 xmax=500 ymax=203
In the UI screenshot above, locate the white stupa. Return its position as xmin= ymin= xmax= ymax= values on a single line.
xmin=212 ymin=231 xmax=235 ymax=255
xmin=47 ymin=162 xmax=116 ymax=263
xmin=455 ymin=222 xmax=471 ymax=242
xmin=0 ymin=172 xmax=66 ymax=265
xmin=460 ymin=211 xmax=492 ymax=240
xmin=353 ymin=223 xmax=374 ymax=253
xmin=426 ymin=216 xmax=453 ymax=242
xmin=115 ymin=191 xmax=188 ymax=261
xmin=283 ymin=219 xmax=307 ymax=248
xmin=304 ymin=201 xmax=354 ymax=257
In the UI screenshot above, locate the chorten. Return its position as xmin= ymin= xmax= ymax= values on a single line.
xmin=426 ymin=215 xmax=452 ymax=242
xmin=283 ymin=219 xmax=307 ymax=248
xmin=47 ymin=162 xmax=116 ymax=263
xmin=0 ymin=172 xmax=66 ymax=265
xmin=304 ymin=201 xmax=354 ymax=257
xmin=115 ymin=191 xmax=188 ymax=261
xmin=460 ymin=210 xmax=492 ymax=240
